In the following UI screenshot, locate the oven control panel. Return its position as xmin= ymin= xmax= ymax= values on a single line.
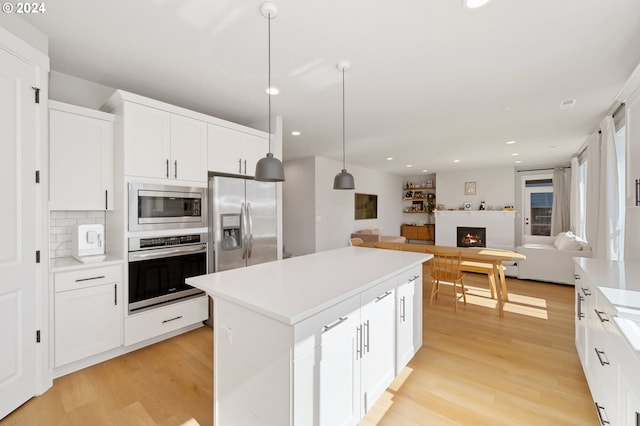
xmin=129 ymin=233 xmax=207 ymax=251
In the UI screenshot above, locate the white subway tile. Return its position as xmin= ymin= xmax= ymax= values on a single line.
xmin=66 ymin=211 xmax=87 ymax=219
xmin=50 ymin=211 xmax=67 ymax=219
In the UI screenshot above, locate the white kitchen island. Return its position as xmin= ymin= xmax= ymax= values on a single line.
xmin=187 ymin=246 xmax=431 ymax=426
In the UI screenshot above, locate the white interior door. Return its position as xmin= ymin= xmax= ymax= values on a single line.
xmin=0 ymin=45 xmax=39 ymax=419
xmin=522 ymin=175 xmax=553 ymax=236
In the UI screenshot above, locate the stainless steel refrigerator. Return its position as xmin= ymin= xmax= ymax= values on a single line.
xmin=208 ymin=176 xmax=277 ymax=272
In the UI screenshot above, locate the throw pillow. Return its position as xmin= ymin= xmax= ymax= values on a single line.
xmin=553 ymin=232 xmax=571 ymax=249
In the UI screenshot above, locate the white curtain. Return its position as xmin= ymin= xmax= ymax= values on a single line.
xmin=570 ymin=157 xmax=580 ymax=234
xmin=585 ymin=116 xmax=622 ymax=260
xmin=551 ymin=167 xmax=570 ymax=235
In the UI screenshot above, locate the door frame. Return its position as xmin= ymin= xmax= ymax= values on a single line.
xmin=0 ymin=24 xmax=51 ymax=413
xmin=520 ymin=173 xmax=553 ymax=237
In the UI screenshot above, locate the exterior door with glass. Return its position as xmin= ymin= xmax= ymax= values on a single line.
xmin=522 ymin=175 xmax=553 ymax=236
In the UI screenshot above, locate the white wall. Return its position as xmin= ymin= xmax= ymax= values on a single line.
xmin=436 ymin=166 xmax=515 ymax=211
xmin=283 ymin=157 xmax=316 ymax=256
xmin=283 ymin=156 xmax=404 ymax=256
xmin=49 ymin=71 xmax=116 ymax=109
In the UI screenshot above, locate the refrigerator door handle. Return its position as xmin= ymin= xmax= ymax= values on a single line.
xmin=247 ymin=202 xmax=253 ymax=258
xmin=241 ymin=202 xmax=247 ymax=260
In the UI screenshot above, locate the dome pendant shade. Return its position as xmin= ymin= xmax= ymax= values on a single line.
xmin=333 ymin=169 xmax=355 ymax=190
xmin=333 ymin=61 xmax=354 ymax=190
xmin=255 ymin=2 xmax=285 ymax=182
xmin=255 ymin=152 xmax=285 ymax=182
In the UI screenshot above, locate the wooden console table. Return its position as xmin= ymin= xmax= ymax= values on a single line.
xmin=401 ymin=224 xmax=435 ymax=241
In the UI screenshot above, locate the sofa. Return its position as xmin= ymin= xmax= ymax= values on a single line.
xmin=350 ymin=228 xmax=407 ymax=244
xmin=516 ymin=231 xmax=592 ymax=285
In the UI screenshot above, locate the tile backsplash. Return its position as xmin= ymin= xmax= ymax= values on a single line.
xmin=50 ymin=211 xmax=106 ymax=259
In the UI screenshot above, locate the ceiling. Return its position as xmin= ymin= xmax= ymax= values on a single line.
xmin=21 ymin=0 xmax=640 ymax=176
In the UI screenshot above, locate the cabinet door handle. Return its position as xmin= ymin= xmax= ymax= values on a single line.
xmin=356 ymin=325 xmax=362 ymax=360
xmin=594 ymin=348 xmax=610 ymax=366
xmin=166 ymin=159 xmax=170 ymax=178
xmin=635 ymin=411 xmax=639 ymax=426
xmin=636 ymin=178 xmax=640 ymax=206
xmin=376 ymin=290 xmax=393 ymax=302
xmin=174 ymin=160 xmax=178 ymax=179
xmin=114 ymin=284 xmax=117 ymax=306
xmin=363 ymin=320 xmax=370 ymax=353
xmin=595 ymin=402 xmax=610 ymax=425
xmin=238 ymin=158 xmax=242 ymax=174
xmin=581 ymin=287 xmax=591 ymax=296
xmin=105 ymin=190 xmax=108 ymax=210
xmin=162 ymin=315 xmax=183 ymax=324
xmin=577 ymin=294 xmax=584 ymax=320
xmin=574 ymin=274 xmax=581 ymax=280
xmin=322 ymin=316 xmax=348 ymax=333
xmin=400 ymin=296 xmax=406 ymax=322
xmin=244 ymin=159 xmax=247 ymax=175
xmin=75 ymin=275 xmax=105 ymax=282
xmin=594 ymin=309 xmax=609 ymax=323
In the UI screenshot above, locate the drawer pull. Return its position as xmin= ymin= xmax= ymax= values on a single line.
xmin=75 ymin=275 xmax=105 ymax=282
xmin=408 ymin=275 xmax=420 ymax=282
xmin=162 ymin=315 xmax=183 ymax=324
xmin=574 ymin=274 xmax=581 ymax=280
xmin=322 ymin=316 xmax=348 ymax=333
xmin=594 ymin=309 xmax=609 ymax=323
xmin=577 ymin=294 xmax=584 ymax=320
xmin=581 ymin=287 xmax=591 ymax=296
xmin=595 ymin=402 xmax=610 ymax=425
xmin=376 ymin=291 xmax=393 ymax=302
xmin=594 ymin=348 xmax=610 ymax=366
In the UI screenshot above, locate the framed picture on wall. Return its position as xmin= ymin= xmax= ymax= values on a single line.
xmin=355 ymin=193 xmax=378 ymax=220
xmin=465 ymin=181 xmax=476 ymax=195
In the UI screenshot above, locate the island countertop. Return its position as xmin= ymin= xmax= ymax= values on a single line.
xmin=186 ymin=246 xmax=431 ymax=325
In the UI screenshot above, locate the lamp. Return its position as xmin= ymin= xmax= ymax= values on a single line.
xmin=333 ymin=61 xmax=355 ymax=190
xmin=255 ymin=2 xmax=285 ymax=182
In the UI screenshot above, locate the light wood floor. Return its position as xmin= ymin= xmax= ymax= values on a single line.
xmin=2 ymin=273 xmax=598 ymax=426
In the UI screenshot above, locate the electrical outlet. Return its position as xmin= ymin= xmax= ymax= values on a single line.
xmin=219 ymin=324 xmax=232 ymax=344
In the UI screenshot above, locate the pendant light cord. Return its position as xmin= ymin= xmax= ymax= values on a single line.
xmin=342 ymin=67 xmax=346 ymax=169
xmin=267 ymin=12 xmax=272 ymax=154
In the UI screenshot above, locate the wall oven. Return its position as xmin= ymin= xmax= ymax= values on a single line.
xmin=128 ymin=233 xmax=206 ymax=313
xmin=129 ymin=183 xmax=206 ymax=231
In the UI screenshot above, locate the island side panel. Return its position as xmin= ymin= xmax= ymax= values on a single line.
xmin=214 ymin=298 xmax=292 ymax=426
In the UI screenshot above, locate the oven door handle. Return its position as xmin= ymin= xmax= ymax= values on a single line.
xmin=128 ymin=245 xmax=207 ymax=262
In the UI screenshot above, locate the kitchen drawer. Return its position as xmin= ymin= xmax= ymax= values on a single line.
xmin=293 ymin=294 xmax=360 ymax=359
xmin=396 ymin=266 xmax=421 ymax=286
xmin=124 ymin=295 xmax=208 ymax=346
xmin=55 ymin=264 xmax=122 ymax=293
xmin=361 ymin=276 xmax=397 ymax=306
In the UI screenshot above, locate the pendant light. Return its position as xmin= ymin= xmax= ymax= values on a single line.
xmin=255 ymin=2 xmax=285 ymax=182
xmin=333 ymin=61 xmax=355 ymax=190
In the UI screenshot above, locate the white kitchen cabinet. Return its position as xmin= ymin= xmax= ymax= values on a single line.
xmin=207 ymin=123 xmax=268 ymax=177
xmin=49 ymin=101 xmax=114 ymax=210
xmin=574 ymin=265 xmax=595 ymax=368
xmin=626 ymin=85 xmax=640 ymax=209
xmin=54 ymin=264 xmax=122 ymax=367
xmin=122 ymin=102 xmax=207 ymax=182
xmin=396 ymin=266 xmax=422 ymax=373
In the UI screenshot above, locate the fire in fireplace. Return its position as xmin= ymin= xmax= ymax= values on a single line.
xmin=457 ymin=226 xmax=486 ymax=248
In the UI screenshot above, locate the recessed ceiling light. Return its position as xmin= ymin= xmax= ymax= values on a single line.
xmin=266 ymin=87 xmax=279 ymax=95
xmin=453 ymin=159 xmax=461 ymax=163
xmin=514 ymin=160 xmax=522 ymax=164
xmin=406 ymin=164 xmax=413 ymax=168
xmin=549 ymin=145 xmax=558 ymax=150
xmin=559 ymin=99 xmax=576 ymax=110
xmin=506 ymin=140 xmax=516 ymax=145
xmin=422 ymin=169 xmax=429 ymax=173
xmin=386 ymin=157 xmax=393 ymax=161
xmin=291 ymin=131 xmax=300 ymax=136
xmin=463 ymin=0 xmax=492 ymax=8
xmin=502 ymin=106 xmax=512 ymax=111
xmin=511 ymin=153 xmax=519 ymax=156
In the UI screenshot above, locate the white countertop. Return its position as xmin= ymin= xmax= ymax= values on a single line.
xmin=50 ymin=255 xmax=124 ymax=273
xmin=187 ymin=246 xmax=431 ymax=325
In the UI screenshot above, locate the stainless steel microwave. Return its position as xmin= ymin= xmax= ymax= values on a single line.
xmin=128 ymin=183 xmax=206 ymax=231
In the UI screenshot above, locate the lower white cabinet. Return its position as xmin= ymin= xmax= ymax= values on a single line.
xmin=211 ymin=265 xmax=423 ymax=426
xmin=54 ymin=264 xmax=123 ymax=367
xmin=396 ymin=266 xmax=422 ymax=373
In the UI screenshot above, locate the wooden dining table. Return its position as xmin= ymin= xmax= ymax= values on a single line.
xmin=359 ymin=241 xmax=526 ymax=317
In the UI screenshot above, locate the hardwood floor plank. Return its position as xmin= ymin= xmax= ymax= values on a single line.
xmin=1 ymin=274 xmax=598 ymax=426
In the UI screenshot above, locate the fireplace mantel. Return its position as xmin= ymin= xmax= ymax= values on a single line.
xmin=434 ymin=210 xmax=516 ymax=251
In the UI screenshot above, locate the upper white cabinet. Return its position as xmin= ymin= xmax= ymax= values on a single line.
xmin=122 ymin=102 xmax=207 ymax=182
xmin=207 ymin=123 xmax=268 ymax=177
xmin=626 ymin=86 xmax=640 ymax=208
xmin=49 ymin=101 xmax=114 ymax=210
